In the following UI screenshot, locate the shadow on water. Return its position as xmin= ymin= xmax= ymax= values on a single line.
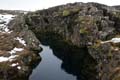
xmin=34 ymin=32 xmax=98 ymax=80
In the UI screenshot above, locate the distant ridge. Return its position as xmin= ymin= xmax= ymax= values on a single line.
xmin=0 ymin=9 xmax=28 ymax=15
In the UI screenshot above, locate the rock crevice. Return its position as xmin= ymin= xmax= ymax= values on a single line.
xmin=19 ymin=2 xmax=120 ymax=80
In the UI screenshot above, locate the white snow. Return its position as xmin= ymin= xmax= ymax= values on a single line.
xmin=101 ymin=38 xmax=120 ymax=44
xmin=11 ymin=63 xmax=19 ymax=67
xmin=0 ymin=14 xmax=15 ymax=33
xmin=114 ymin=48 xmax=119 ymax=51
xmin=0 ymin=57 xmax=9 ymax=62
xmin=15 ymin=37 xmax=26 ymax=46
xmin=110 ymin=38 xmax=120 ymax=43
xmin=0 ymin=55 xmax=18 ymax=62
xmin=17 ymin=66 xmax=21 ymax=69
xmin=0 ymin=47 xmax=24 ymax=62
xmin=9 ymin=47 xmax=24 ymax=55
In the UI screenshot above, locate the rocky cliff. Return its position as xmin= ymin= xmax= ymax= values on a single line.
xmin=1 ymin=2 xmax=120 ymax=80
xmin=18 ymin=2 xmax=120 ymax=80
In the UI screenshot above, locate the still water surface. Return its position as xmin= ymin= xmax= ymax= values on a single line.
xmin=29 ymin=45 xmax=76 ymax=80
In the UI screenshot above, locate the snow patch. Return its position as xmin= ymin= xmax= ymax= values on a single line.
xmin=101 ymin=38 xmax=120 ymax=44
xmin=110 ymin=38 xmax=120 ymax=43
xmin=9 ymin=47 xmax=24 ymax=55
xmin=0 ymin=55 xmax=18 ymax=62
xmin=17 ymin=66 xmax=21 ymax=70
xmin=11 ymin=63 xmax=19 ymax=67
xmin=0 ymin=14 xmax=15 ymax=33
xmin=114 ymin=48 xmax=119 ymax=51
xmin=15 ymin=37 xmax=26 ymax=46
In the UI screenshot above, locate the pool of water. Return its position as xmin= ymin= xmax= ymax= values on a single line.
xmin=29 ymin=45 xmax=76 ymax=80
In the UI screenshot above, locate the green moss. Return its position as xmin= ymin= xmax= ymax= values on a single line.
xmin=76 ymin=16 xmax=96 ymax=25
xmin=79 ymin=28 xmax=88 ymax=34
xmin=71 ymin=8 xmax=80 ymax=13
xmin=77 ymin=16 xmax=97 ymax=35
xmin=91 ymin=43 xmax=100 ymax=49
xmin=90 ymin=40 xmax=101 ymax=49
xmin=112 ymin=11 xmax=120 ymax=18
xmin=63 ymin=10 xmax=70 ymax=16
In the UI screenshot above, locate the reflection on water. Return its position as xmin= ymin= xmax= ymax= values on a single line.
xmin=46 ymin=43 xmax=97 ymax=80
xmin=29 ymin=45 xmax=76 ymax=80
xmin=30 ymin=32 xmax=97 ymax=80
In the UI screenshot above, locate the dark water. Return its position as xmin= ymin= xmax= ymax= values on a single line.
xmin=29 ymin=45 xmax=76 ymax=80
xmin=29 ymin=33 xmax=97 ymax=80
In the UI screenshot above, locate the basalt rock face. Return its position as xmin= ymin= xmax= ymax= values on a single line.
xmin=0 ymin=11 xmax=41 ymax=80
xmin=17 ymin=2 xmax=120 ymax=80
xmin=24 ymin=2 xmax=119 ymax=46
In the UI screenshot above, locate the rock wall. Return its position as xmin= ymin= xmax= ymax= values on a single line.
xmin=17 ymin=2 xmax=120 ymax=80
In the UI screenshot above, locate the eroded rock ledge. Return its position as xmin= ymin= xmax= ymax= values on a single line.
xmin=12 ymin=2 xmax=120 ymax=80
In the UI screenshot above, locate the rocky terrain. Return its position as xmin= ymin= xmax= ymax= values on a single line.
xmin=19 ymin=2 xmax=120 ymax=80
xmin=1 ymin=2 xmax=120 ymax=80
xmin=0 ymin=11 xmax=41 ymax=80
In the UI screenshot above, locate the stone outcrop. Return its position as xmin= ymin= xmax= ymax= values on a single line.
xmin=1 ymin=2 xmax=120 ymax=80
xmin=14 ymin=2 xmax=120 ymax=80
xmin=0 ymin=11 xmax=41 ymax=80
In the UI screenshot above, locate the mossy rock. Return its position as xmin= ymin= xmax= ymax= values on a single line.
xmin=111 ymin=11 xmax=120 ymax=19
xmin=79 ymin=28 xmax=88 ymax=34
xmin=71 ymin=8 xmax=80 ymax=13
xmin=63 ymin=10 xmax=70 ymax=16
xmin=91 ymin=42 xmax=101 ymax=49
